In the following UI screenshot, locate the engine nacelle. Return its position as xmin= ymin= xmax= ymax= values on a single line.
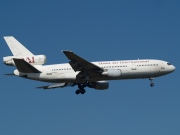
xmin=89 ymin=81 xmax=109 ymax=90
xmin=101 ymin=69 xmax=121 ymax=77
xmin=14 ymin=69 xmax=27 ymax=77
xmin=3 ymin=55 xmax=47 ymax=66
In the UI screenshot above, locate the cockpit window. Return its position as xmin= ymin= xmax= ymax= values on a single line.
xmin=167 ymin=63 xmax=171 ymax=65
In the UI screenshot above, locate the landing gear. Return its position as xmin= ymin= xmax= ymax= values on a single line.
xmin=149 ymin=78 xmax=154 ymax=87
xmin=75 ymin=83 xmax=87 ymax=95
xmin=150 ymin=83 xmax=154 ymax=87
xmin=75 ymin=90 xmax=81 ymax=95
xmin=80 ymin=89 xmax=86 ymax=94
xmin=75 ymin=89 xmax=86 ymax=95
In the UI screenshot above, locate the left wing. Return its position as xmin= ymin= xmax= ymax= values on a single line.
xmin=62 ymin=51 xmax=104 ymax=82
xmin=63 ymin=51 xmax=103 ymax=72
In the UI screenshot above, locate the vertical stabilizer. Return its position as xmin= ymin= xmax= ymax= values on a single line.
xmin=4 ymin=36 xmax=34 ymax=56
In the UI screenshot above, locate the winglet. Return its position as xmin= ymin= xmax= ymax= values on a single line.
xmin=13 ymin=58 xmax=41 ymax=73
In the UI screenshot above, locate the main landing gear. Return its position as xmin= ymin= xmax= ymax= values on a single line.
xmin=75 ymin=83 xmax=86 ymax=95
xmin=149 ymin=78 xmax=154 ymax=87
xmin=75 ymin=89 xmax=86 ymax=95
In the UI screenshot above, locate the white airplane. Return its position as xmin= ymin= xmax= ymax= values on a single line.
xmin=3 ymin=36 xmax=176 ymax=94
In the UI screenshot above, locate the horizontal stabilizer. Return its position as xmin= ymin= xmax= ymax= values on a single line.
xmin=37 ymin=83 xmax=75 ymax=89
xmin=4 ymin=73 xmax=15 ymax=76
xmin=13 ymin=58 xmax=41 ymax=73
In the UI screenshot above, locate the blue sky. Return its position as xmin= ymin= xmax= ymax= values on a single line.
xmin=0 ymin=0 xmax=179 ymax=135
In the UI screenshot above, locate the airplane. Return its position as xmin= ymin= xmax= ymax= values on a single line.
xmin=3 ymin=36 xmax=176 ymax=95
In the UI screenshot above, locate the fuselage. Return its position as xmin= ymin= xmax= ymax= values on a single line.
xmin=14 ymin=59 xmax=176 ymax=83
xmin=4 ymin=36 xmax=176 ymax=93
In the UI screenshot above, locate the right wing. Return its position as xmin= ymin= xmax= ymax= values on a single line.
xmin=37 ymin=83 xmax=75 ymax=89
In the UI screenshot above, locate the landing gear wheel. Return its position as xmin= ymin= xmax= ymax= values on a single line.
xmin=149 ymin=78 xmax=155 ymax=87
xmin=75 ymin=90 xmax=81 ymax=95
xmin=80 ymin=89 xmax=86 ymax=94
xmin=150 ymin=83 xmax=154 ymax=87
xmin=78 ymin=84 xmax=85 ymax=90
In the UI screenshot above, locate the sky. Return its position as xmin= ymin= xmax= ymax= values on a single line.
xmin=0 ymin=0 xmax=179 ymax=135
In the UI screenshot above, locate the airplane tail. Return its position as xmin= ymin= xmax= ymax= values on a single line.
xmin=3 ymin=36 xmax=47 ymax=66
xmin=4 ymin=36 xmax=34 ymax=56
xmin=13 ymin=58 xmax=41 ymax=73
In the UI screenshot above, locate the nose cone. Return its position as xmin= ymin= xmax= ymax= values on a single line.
xmin=170 ymin=65 xmax=176 ymax=72
xmin=173 ymin=65 xmax=176 ymax=71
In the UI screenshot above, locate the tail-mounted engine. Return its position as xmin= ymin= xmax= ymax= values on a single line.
xmin=3 ymin=55 xmax=47 ymax=66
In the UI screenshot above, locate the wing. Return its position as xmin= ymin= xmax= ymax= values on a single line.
xmin=37 ymin=83 xmax=75 ymax=89
xmin=62 ymin=51 xmax=104 ymax=82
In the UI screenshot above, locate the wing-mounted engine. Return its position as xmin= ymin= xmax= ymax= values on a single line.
xmin=3 ymin=55 xmax=47 ymax=66
xmin=101 ymin=69 xmax=121 ymax=77
xmin=88 ymin=81 xmax=109 ymax=90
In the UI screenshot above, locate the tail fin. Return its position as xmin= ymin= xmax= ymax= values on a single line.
xmin=4 ymin=36 xmax=34 ymax=56
xmin=3 ymin=36 xmax=46 ymax=66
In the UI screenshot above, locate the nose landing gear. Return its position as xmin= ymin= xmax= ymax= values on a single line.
xmin=149 ymin=78 xmax=154 ymax=87
xmin=150 ymin=83 xmax=154 ymax=87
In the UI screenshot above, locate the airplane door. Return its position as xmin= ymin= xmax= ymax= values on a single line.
xmin=46 ymin=67 xmax=52 ymax=75
xmin=131 ymin=64 xmax=136 ymax=70
xmin=161 ymin=63 xmax=165 ymax=69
